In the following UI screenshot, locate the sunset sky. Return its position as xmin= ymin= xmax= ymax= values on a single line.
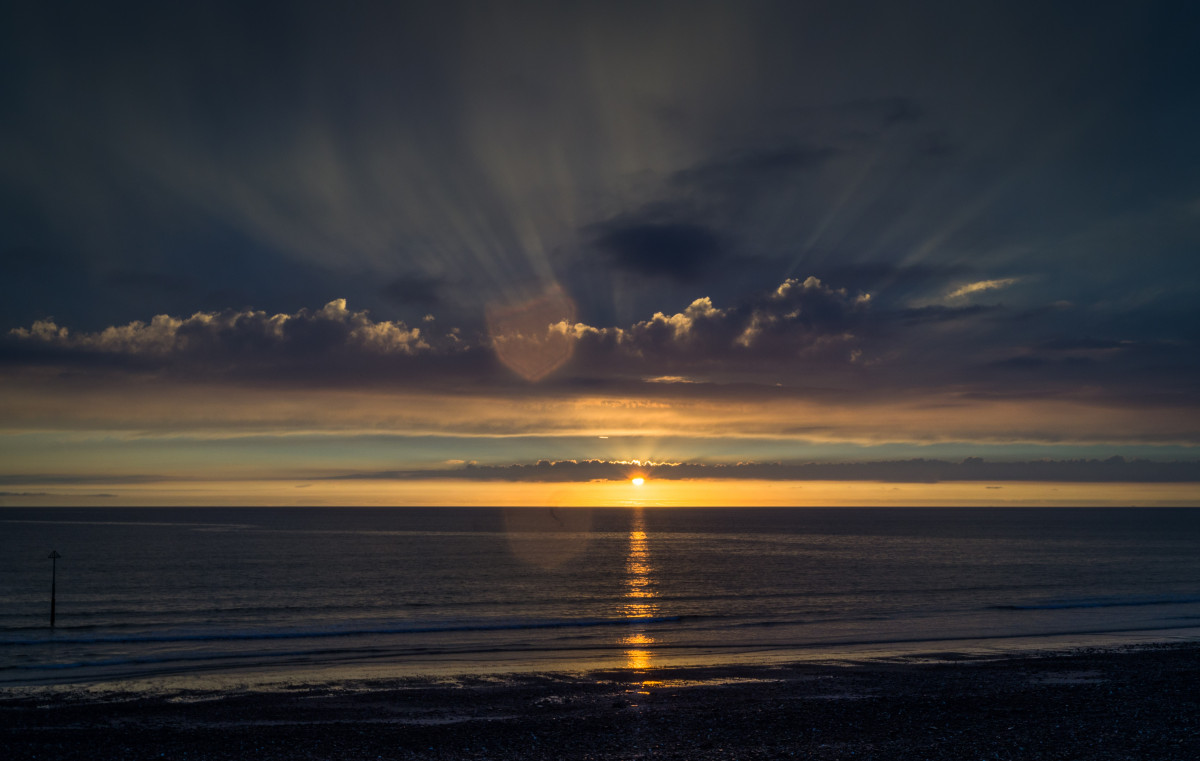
xmin=2 ymin=1 xmax=1198 ymax=506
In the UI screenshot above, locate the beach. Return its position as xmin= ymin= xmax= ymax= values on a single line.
xmin=4 ymin=508 xmax=1199 ymax=757
xmin=3 ymin=642 xmax=1198 ymax=760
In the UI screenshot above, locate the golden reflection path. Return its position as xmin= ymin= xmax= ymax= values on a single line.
xmin=619 ymin=508 xmax=657 ymax=671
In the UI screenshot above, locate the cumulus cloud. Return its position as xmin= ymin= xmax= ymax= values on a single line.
xmin=562 ymin=276 xmax=871 ymax=377
xmin=5 ymin=274 xmax=1194 ymax=410
xmin=7 ymin=300 xmax=435 ymax=367
xmin=734 ymin=276 xmax=870 ymax=349
xmin=3 ymin=279 xmax=875 ymax=384
xmin=0 ymin=278 xmax=870 ymax=386
xmin=628 ymin=295 xmax=729 ymax=347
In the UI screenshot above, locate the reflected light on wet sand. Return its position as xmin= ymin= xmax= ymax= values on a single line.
xmin=620 ymin=511 xmax=657 ymax=670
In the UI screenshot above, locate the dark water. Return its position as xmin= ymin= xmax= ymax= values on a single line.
xmin=2 ymin=507 xmax=1199 ymax=686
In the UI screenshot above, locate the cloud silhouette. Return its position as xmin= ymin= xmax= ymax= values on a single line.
xmin=3 ymin=274 xmax=1197 ymax=417
xmin=594 ymin=222 xmax=724 ymax=281
xmin=335 ymin=456 xmax=1200 ymax=484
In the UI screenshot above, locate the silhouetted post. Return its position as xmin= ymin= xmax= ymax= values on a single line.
xmin=48 ymin=550 xmax=61 ymax=628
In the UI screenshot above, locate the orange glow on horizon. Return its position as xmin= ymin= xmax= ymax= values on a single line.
xmin=0 ymin=478 xmax=1196 ymax=507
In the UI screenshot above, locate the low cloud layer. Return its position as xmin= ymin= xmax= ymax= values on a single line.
xmin=10 ymin=299 xmax=428 ymax=356
xmin=3 ymin=274 xmax=1198 ymax=416
xmin=4 ymin=298 xmax=462 ymax=380
xmin=340 ymin=456 xmax=1200 ymax=484
xmin=564 ymin=276 xmax=870 ymax=376
xmin=1 ymin=277 xmax=872 ymax=383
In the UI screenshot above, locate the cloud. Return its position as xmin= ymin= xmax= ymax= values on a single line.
xmin=798 ymin=263 xmax=973 ymax=300
xmin=1 ymin=278 xmax=873 ymax=386
xmin=894 ymin=304 xmax=1000 ymax=324
xmin=333 ymin=456 xmax=1200 ymax=484
xmin=5 ymin=300 xmax=440 ymax=375
xmin=2 ymin=363 xmax=1197 ymax=446
xmin=593 ymin=222 xmax=724 ymax=281
xmin=0 ymin=474 xmax=169 ymax=485
xmin=733 ymin=276 xmax=870 ymax=350
xmin=540 ymin=276 xmax=875 ymax=387
xmin=946 ymin=278 xmax=1020 ymax=301
xmin=584 ymin=143 xmax=839 ymax=288
xmin=4 ymin=274 xmax=1197 ymax=420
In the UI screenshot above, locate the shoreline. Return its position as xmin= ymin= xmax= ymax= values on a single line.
xmin=3 ymin=641 xmax=1198 ymax=759
xmin=6 ymin=623 xmax=1199 ymax=693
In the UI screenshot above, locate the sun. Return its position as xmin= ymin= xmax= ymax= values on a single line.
xmin=631 ymin=477 xmax=645 ymax=487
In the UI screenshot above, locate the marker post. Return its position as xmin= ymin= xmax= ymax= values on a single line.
xmin=48 ymin=550 xmax=61 ymax=628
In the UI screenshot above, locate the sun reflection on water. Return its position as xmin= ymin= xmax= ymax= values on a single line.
xmin=620 ymin=511 xmax=657 ymax=670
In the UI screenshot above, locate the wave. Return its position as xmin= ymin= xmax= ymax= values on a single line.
xmin=0 ymin=615 xmax=683 ymax=647
xmin=0 ymin=518 xmax=257 ymax=529
xmin=991 ymin=595 xmax=1200 ymax=611
xmin=726 ymin=615 xmax=892 ymax=628
xmin=0 ymin=599 xmax=442 ymax=622
xmin=12 ymin=621 xmax=1200 ymax=678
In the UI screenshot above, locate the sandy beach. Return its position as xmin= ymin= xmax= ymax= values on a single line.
xmin=3 ymin=643 xmax=1198 ymax=760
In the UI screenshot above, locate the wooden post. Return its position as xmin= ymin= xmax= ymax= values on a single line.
xmin=48 ymin=550 xmax=60 ymax=628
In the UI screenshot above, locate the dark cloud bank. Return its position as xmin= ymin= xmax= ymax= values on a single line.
xmin=4 ymin=275 xmax=1196 ymax=411
xmin=340 ymin=457 xmax=1200 ymax=484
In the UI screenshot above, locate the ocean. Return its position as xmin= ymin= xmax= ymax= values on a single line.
xmin=2 ymin=507 xmax=1199 ymax=688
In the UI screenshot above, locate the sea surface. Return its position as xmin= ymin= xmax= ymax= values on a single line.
xmin=2 ymin=507 xmax=1199 ymax=688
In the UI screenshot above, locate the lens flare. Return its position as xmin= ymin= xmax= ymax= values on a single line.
xmin=486 ymin=284 xmax=577 ymax=382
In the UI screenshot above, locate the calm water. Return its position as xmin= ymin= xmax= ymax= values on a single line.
xmin=2 ymin=507 xmax=1199 ymax=687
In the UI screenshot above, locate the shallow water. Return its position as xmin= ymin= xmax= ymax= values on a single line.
xmin=2 ymin=507 xmax=1199 ymax=686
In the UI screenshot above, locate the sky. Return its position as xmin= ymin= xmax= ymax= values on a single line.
xmin=1 ymin=0 xmax=1198 ymax=506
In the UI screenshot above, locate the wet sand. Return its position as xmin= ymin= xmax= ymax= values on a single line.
xmin=3 ymin=643 xmax=1198 ymax=760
